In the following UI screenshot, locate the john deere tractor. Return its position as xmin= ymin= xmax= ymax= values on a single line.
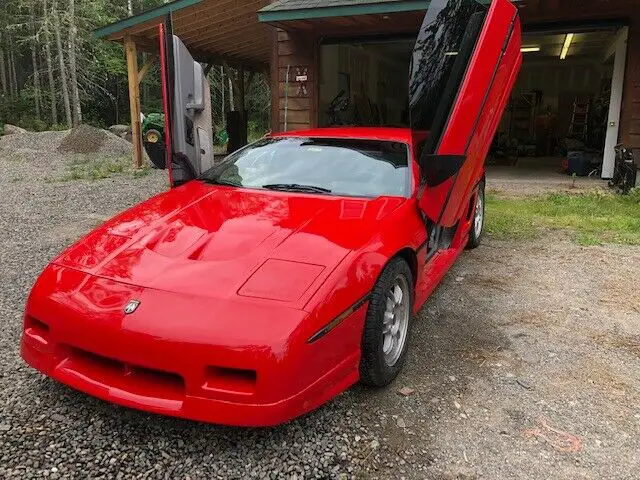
xmin=142 ymin=113 xmax=166 ymax=169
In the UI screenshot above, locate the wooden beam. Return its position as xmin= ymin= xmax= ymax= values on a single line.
xmin=129 ymin=34 xmax=159 ymax=53
xmin=125 ymin=36 xmax=144 ymax=169
xmin=137 ymin=56 xmax=155 ymax=84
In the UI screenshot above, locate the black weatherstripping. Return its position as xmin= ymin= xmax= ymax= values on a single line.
xmin=162 ymin=14 xmax=175 ymax=175
xmin=307 ymin=294 xmax=371 ymax=344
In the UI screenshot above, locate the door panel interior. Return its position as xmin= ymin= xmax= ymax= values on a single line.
xmin=159 ymin=24 xmax=215 ymax=187
xmin=410 ymin=0 xmax=522 ymax=229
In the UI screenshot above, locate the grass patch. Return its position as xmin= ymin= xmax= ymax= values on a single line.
xmin=60 ymin=155 xmax=152 ymax=181
xmin=486 ymin=189 xmax=640 ymax=246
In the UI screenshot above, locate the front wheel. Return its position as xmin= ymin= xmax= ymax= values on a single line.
xmin=467 ymin=179 xmax=486 ymax=249
xmin=360 ymin=257 xmax=414 ymax=387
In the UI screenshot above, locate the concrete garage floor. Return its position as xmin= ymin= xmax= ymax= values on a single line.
xmin=1 ymin=136 xmax=639 ymax=479
xmin=487 ymin=156 xmax=609 ymax=196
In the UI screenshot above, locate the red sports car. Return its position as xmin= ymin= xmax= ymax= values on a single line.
xmin=21 ymin=0 xmax=521 ymax=426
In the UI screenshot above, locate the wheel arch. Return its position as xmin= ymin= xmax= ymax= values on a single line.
xmin=391 ymin=247 xmax=418 ymax=288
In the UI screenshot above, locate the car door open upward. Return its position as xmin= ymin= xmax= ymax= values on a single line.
xmin=410 ymin=0 xmax=521 ymax=230
xmin=159 ymin=23 xmax=215 ymax=187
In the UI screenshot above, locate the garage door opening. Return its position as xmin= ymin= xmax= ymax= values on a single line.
xmin=319 ymin=25 xmax=628 ymax=182
xmin=319 ymin=37 xmax=414 ymax=128
xmin=491 ymin=27 xmax=628 ymax=179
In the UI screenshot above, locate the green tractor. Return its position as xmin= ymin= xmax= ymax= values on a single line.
xmin=142 ymin=113 xmax=167 ymax=169
xmin=142 ymin=113 xmax=228 ymax=169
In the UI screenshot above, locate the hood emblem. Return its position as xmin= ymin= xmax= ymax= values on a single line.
xmin=124 ymin=300 xmax=141 ymax=315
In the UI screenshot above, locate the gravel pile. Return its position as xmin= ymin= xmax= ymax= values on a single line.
xmin=58 ymin=124 xmax=133 ymax=156
xmin=1 ymin=147 xmax=639 ymax=479
xmin=0 ymin=131 xmax=68 ymax=163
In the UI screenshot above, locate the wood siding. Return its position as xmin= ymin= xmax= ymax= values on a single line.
xmin=621 ymin=12 xmax=640 ymax=149
xmin=272 ymin=29 xmax=317 ymax=132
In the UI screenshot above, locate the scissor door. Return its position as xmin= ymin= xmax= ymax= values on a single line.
xmin=410 ymin=0 xmax=522 ymax=228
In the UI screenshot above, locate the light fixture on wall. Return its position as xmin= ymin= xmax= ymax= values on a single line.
xmin=560 ymin=33 xmax=574 ymax=60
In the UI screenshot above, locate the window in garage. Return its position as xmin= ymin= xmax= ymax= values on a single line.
xmin=319 ymin=37 xmax=414 ymax=128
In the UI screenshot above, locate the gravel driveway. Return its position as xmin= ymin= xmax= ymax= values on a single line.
xmin=1 ymin=134 xmax=639 ymax=479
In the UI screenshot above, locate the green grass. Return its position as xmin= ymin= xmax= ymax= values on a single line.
xmin=60 ymin=155 xmax=152 ymax=181
xmin=486 ymin=189 xmax=640 ymax=246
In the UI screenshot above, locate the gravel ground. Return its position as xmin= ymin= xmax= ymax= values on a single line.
xmin=1 ymin=135 xmax=639 ymax=479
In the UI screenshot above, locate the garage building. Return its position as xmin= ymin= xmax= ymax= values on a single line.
xmin=96 ymin=0 xmax=640 ymax=179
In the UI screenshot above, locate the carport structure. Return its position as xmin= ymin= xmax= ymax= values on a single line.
xmin=94 ymin=0 xmax=273 ymax=168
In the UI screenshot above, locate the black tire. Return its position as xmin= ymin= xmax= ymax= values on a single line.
xmin=360 ymin=257 xmax=414 ymax=387
xmin=143 ymin=130 xmax=166 ymax=169
xmin=467 ymin=178 xmax=486 ymax=249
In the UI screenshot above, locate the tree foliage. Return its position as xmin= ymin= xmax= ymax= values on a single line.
xmin=0 ymin=0 xmax=271 ymax=136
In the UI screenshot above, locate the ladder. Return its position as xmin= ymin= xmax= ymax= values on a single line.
xmin=568 ymin=97 xmax=590 ymax=139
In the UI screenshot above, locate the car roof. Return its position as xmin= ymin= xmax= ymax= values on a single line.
xmin=271 ymin=127 xmax=415 ymax=144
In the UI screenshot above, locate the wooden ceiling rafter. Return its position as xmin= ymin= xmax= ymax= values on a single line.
xmin=96 ymin=0 xmax=271 ymax=72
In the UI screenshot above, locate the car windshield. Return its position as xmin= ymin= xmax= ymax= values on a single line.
xmin=200 ymin=137 xmax=410 ymax=198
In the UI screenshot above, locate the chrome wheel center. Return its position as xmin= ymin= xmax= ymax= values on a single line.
xmin=474 ymin=189 xmax=484 ymax=236
xmin=382 ymin=275 xmax=410 ymax=367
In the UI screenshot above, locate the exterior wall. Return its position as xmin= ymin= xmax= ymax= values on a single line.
xmin=269 ymin=0 xmax=640 ymax=149
xmin=620 ymin=12 xmax=640 ymax=149
xmin=271 ymin=29 xmax=318 ymax=133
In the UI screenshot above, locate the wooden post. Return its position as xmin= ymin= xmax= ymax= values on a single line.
xmin=125 ymin=36 xmax=143 ymax=169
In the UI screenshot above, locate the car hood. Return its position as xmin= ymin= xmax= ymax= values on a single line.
xmin=53 ymin=181 xmax=405 ymax=306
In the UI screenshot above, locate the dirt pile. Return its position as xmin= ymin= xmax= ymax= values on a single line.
xmin=58 ymin=124 xmax=132 ymax=156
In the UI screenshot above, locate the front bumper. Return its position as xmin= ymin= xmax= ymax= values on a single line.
xmin=20 ymin=266 xmax=366 ymax=426
xmin=21 ymin=334 xmax=359 ymax=426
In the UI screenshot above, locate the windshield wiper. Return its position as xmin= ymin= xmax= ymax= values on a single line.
xmin=201 ymin=178 xmax=242 ymax=187
xmin=262 ymin=183 xmax=332 ymax=194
